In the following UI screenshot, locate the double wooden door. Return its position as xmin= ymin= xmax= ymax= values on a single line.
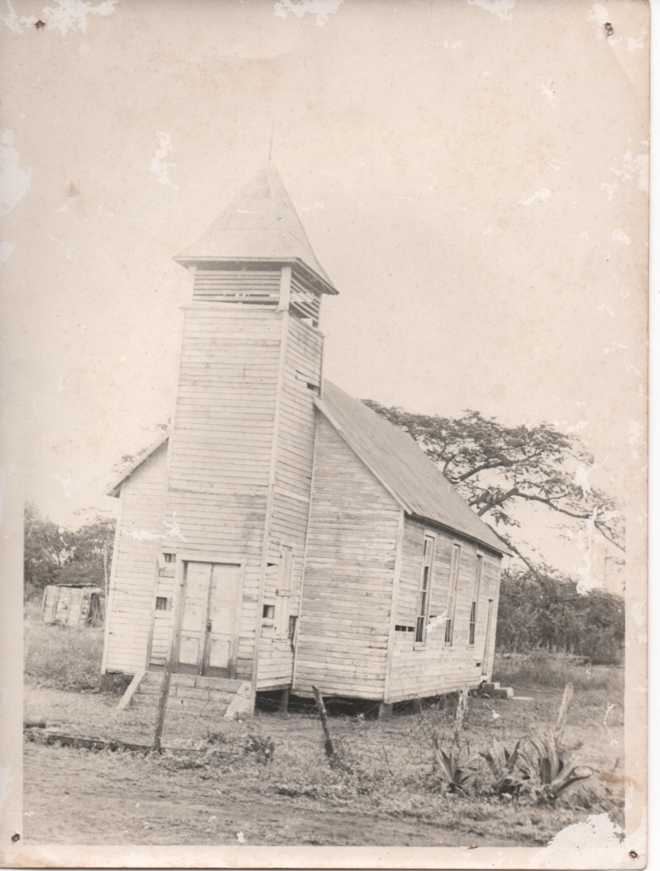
xmin=176 ymin=561 xmax=241 ymax=677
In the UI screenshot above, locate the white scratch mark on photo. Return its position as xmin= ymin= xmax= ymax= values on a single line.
xmin=467 ymin=0 xmax=515 ymax=21
xmin=0 ymin=129 xmax=31 ymax=217
xmin=519 ymin=188 xmax=551 ymax=206
xmin=611 ymin=229 xmax=631 ymax=245
xmin=540 ymin=81 xmax=557 ymax=104
xmin=547 ymin=812 xmax=624 ymax=850
xmin=1 ymin=0 xmax=116 ymax=35
xmin=150 ymin=132 xmax=178 ymax=190
xmin=0 ymin=240 xmax=15 ymax=263
xmin=273 ymin=0 xmax=342 ymax=26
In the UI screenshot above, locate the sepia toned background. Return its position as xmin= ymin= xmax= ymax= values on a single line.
xmin=0 ymin=0 xmax=649 ymax=865
xmin=0 ymin=0 xmax=648 ymax=590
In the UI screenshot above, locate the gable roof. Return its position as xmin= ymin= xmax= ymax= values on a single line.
xmin=107 ymin=385 xmax=509 ymax=556
xmin=107 ymin=432 xmax=168 ymax=498
xmin=175 ymin=165 xmax=338 ymax=295
xmin=315 ymin=381 xmax=511 ymax=556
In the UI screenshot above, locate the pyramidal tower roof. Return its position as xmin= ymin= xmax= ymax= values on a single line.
xmin=176 ymin=164 xmax=338 ymax=294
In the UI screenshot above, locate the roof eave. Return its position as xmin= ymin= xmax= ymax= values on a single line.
xmin=407 ymin=511 xmax=513 ymax=557
xmin=106 ymin=433 xmax=169 ymax=499
xmin=173 ymin=255 xmax=339 ymax=296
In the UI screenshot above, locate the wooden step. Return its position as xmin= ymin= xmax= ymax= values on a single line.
xmin=120 ymin=670 xmax=254 ymax=720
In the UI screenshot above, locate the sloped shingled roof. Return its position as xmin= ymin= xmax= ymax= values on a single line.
xmin=316 ymin=381 xmax=510 ymax=555
xmin=175 ymin=165 xmax=338 ymax=295
xmin=109 ymin=382 xmax=509 ymax=555
xmin=107 ymin=432 xmax=168 ymax=498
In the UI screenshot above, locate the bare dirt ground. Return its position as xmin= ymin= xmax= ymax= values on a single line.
xmin=24 ymin=742 xmax=510 ymax=847
xmin=23 ymin=670 xmax=624 ymax=847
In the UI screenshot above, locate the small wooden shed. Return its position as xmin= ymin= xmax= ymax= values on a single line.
xmin=102 ymin=165 xmax=510 ymax=716
xmin=42 ymin=584 xmax=104 ymax=628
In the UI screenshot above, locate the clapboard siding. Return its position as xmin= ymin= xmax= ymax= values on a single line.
xmin=257 ymin=315 xmax=323 ymax=689
xmin=386 ymin=518 xmax=503 ymax=701
xmin=162 ymin=292 xmax=286 ymax=680
xmin=168 ymin=305 xmax=279 ymax=495
xmin=293 ymin=415 xmax=400 ymax=699
xmin=103 ymin=442 xmax=169 ymax=674
xmin=193 ymin=265 xmax=281 ymax=305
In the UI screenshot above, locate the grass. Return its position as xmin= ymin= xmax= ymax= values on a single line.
xmin=24 ymin=598 xmax=105 ymax=692
xmin=23 ymin=618 xmax=626 ymax=846
xmin=493 ymin=651 xmax=623 ymax=692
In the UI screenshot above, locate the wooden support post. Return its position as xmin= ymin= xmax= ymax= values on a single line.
xmin=152 ymin=668 xmax=172 ymax=754
xmin=312 ymin=685 xmax=336 ymax=760
xmin=153 ymin=561 xmax=185 ymax=753
xmin=554 ymin=682 xmax=574 ymax=739
xmin=279 ymin=687 xmax=290 ymax=718
xmin=378 ymin=702 xmax=393 ymax=720
xmin=413 ymin=698 xmax=423 ymax=715
xmin=453 ymin=688 xmax=469 ymax=740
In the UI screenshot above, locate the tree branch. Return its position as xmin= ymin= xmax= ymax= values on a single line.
xmin=476 ymin=487 xmax=519 ymax=516
xmin=456 ymin=458 xmax=515 ymax=482
xmin=594 ymin=520 xmax=626 ymax=553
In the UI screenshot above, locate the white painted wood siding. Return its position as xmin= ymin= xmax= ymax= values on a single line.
xmin=293 ymin=415 xmax=400 ymax=699
xmin=163 ymin=297 xmax=285 ymax=680
xmin=387 ymin=518 xmax=503 ymax=701
xmin=103 ymin=443 xmax=169 ymax=674
xmin=257 ymin=316 xmax=323 ymax=689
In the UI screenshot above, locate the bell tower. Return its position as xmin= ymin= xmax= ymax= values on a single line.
xmin=161 ymin=166 xmax=338 ymax=689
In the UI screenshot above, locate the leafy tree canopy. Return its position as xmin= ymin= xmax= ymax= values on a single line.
xmin=364 ymin=402 xmax=624 ymax=569
xmin=496 ymin=568 xmax=624 ymax=663
xmin=24 ymin=502 xmax=115 ymax=600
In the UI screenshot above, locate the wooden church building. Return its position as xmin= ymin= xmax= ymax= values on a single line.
xmin=102 ymin=166 xmax=509 ymax=717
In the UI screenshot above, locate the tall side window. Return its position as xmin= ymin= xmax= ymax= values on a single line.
xmin=275 ymin=546 xmax=293 ymax=637
xmin=444 ymin=544 xmax=462 ymax=646
xmin=415 ymin=535 xmax=435 ymax=643
xmin=468 ymin=554 xmax=483 ymax=646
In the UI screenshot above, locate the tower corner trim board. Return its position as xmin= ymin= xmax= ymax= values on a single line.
xmin=103 ymin=165 xmax=506 ymax=707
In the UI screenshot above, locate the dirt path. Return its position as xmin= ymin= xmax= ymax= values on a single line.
xmin=23 ymin=744 xmax=513 ymax=847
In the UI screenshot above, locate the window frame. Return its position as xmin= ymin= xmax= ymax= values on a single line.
xmin=414 ymin=534 xmax=436 ymax=646
xmin=468 ymin=553 xmax=484 ymax=646
xmin=444 ymin=543 xmax=462 ymax=647
xmin=275 ymin=545 xmax=294 ymax=637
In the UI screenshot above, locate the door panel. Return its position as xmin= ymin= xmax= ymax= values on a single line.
xmin=175 ymin=561 xmax=241 ymax=676
xmin=205 ymin=563 xmax=241 ymax=675
xmin=177 ymin=562 xmax=212 ymax=671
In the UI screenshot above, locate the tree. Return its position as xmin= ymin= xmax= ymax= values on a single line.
xmin=23 ymin=503 xmax=68 ymax=599
xmin=364 ymin=403 xmax=624 ymax=567
xmin=23 ymin=504 xmax=116 ymax=600
xmin=496 ymin=568 xmax=624 ymax=663
xmin=58 ymin=515 xmax=116 ymax=595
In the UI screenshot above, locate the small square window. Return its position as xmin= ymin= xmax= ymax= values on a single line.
xmin=163 ymin=553 xmax=175 ymax=564
xmin=262 ymin=604 xmax=275 ymax=620
xmin=155 ymin=596 xmax=168 ymax=611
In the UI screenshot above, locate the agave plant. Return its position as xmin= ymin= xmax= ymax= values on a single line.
xmin=519 ymin=732 xmax=592 ymax=802
xmin=480 ymin=738 xmax=529 ymax=796
xmin=430 ymin=733 xmax=478 ymax=795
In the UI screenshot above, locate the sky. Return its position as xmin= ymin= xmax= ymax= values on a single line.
xmin=0 ymin=0 xmax=648 ymax=589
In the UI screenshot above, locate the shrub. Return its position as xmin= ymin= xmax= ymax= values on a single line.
xmin=243 ymin=732 xmax=275 ymax=764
